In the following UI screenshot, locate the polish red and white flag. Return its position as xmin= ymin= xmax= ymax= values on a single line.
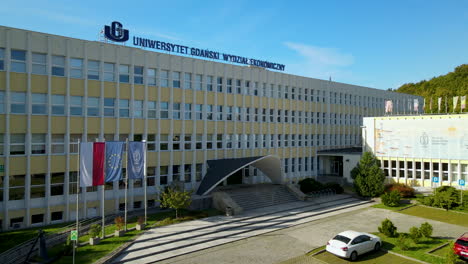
xmin=80 ymin=142 xmax=105 ymax=187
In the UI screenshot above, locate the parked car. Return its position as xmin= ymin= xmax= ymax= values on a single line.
xmin=454 ymin=232 xmax=468 ymax=259
xmin=326 ymin=230 xmax=381 ymax=261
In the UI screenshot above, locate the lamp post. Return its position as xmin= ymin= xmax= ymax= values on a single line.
xmin=360 ymin=126 xmax=367 ymax=154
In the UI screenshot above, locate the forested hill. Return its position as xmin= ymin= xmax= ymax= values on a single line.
xmin=396 ymin=64 xmax=468 ymax=112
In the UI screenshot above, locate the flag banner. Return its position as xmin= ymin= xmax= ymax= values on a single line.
xmin=385 ymin=100 xmax=393 ymax=113
xmin=453 ymin=96 xmax=459 ymax=112
xmin=438 ymin=97 xmax=442 ymax=112
xmin=128 ymin=141 xmax=145 ymax=179
xmin=413 ymin=99 xmax=419 ymax=112
xmin=445 ymin=97 xmax=448 ymax=113
xmin=105 ymin=142 xmax=124 ymax=182
xmin=423 ymin=98 xmax=425 ymax=111
xmin=80 ymin=142 xmax=105 ymax=187
xmin=461 ymin=96 xmax=466 ymax=111
xmin=430 ymin=97 xmax=433 ymax=112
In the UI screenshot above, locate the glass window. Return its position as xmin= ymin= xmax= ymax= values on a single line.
xmin=172 ymin=72 xmax=181 ymax=88
xmin=184 ymin=103 xmax=192 ymax=120
xmin=87 ymin=60 xmax=99 ymax=80
xmin=69 ymin=134 xmax=81 ymax=153
xmin=0 ymin=133 xmax=3 ymax=155
xmin=31 ymin=134 xmax=46 ymax=154
xmin=11 ymin=50 xmax=26 ymax=73
xmin=147 ymin=68 xmax=156 ymax=86
xmin=32 ymin=93 xmax=47 ymax=115
xmin=236 ymin=79 xmax=242 ymax=94
xmin=30 ymin=173 xmax=46 ymax=198
xmin=11 ymin=92 xmax=26 ymax=114
xmin=184 ymin=73 xmax=191 ymax=89
xmin=184 ymin=134 xmax=192 ymax=150
xmin=217 ymin=77 xmax=223 ymax=92
xmin=227 ymin=78 xmax=233 ymax=93
xmin=195 ymin=164 xmax=203 ymax=181
xmin=160 ymin=134 xmax=169 ymax=150
xmin=172 ymin=134 xmax=180 ymax=150
xmin=0 ymin=48 xmax=4 ymax=70
xmin=70 ymin=96 xmax=83 ymax=116
xmin=119 ymin=99 xmax=129 ymax=117
xmin=196 ymin=134 xmax=203 ymax=149
xmin=51 ymin=94 xmax=65 ymax=115
xmin=87 ymin=97 xmax=99 ymax=117
xmin=195 ymin=74 xmax=202 ymax=90
xmin=160 ymin=102 xmax=169 ymax=119
xmin=184 ymin=164 xmax=192 ymax=183
xmin=51 ymin=134 xmax=65 ymax=154
xmin=51 ymin=211 xmax=63 ymax=221
xmin=172 ymin=165 xmax=181 ymax=181
xmin=207 ymin=105 xmax=213 ymax=120
xmin=9 ymin=175 xmax=25 ymax=200
xmin=172 ymin=103 xmax=181 ymax=119
xmin=32 ymin=53 xmax=47 ymax=75
xmin=195 ymin=104 xmax=203 ymax=120
xmin=133 ymin=100 xmax=143 ymax=118
xmin=50 ymin=172 xmax=64 ymax=196
xmin=119 ymin=65 xmax=129 ymax=83
xmin=160 ymin=70 xmax=169 ymax=87
xmin=52 ymin=55 xmax=65 ymax=76
xmin=103 ymin=62 xmax=114 ymax=81
xmin=206 ymin=75 xmax=213 ymax=91
xmin=70 ymin=58 xmax=83 ymax=78
xmin=104 ymin=98 xmax=115 ymax=117
xmin=147 ymin=101 xmax=156 ymax=118
xmin=134 ymin=66 xmax=143 ymax=84
xmin=160 ymin=166 xmax=168 ymax=185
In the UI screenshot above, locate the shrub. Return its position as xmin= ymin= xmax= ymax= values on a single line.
xmin=420 ymin=195 xmax=435 ymax=206
xmin=409 ymin=226 xmax=422 ymax=243
xmin=397 ymin=235 xmax=410 ymax=251
xmin=445 ymin=241 xmax=459 ymax=264
xmin=114 ymin=216 xmax=124 ymax=231
xmin=433 ymin=187 xmax=459 ymax=211
xmin=88 ymin=224 xmax=101 ymax=238
xmin=419 ymin=222 xmax=433 ymax=238
xmin=298 ymin=178 xmax=324 ymax=193
xmin=384 ymin=183 xmax=415 ymax=198
xmin=378 ymin=218 xmax=398 ymax=237
xmin=323 ymin=182 xmax=344 ymax=194
xmin=381 ymin=190 xmax=401 ymax=207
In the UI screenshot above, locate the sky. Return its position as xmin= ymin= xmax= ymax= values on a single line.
xmin=1 ymin=0 xmax=467 ymax=90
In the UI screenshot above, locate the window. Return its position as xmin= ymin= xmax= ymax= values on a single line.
xmin=195 ymin=164 xmax=203 ymax=182
xmin=133 ymin=100 xmax=143 ymax=118
xmin=9 ymin=175 xmax=25 ymax=200
xmin=206 ymin=75 xmax=213 ymax=91
xmin=0 ymin=48 xmax=4 ymax=70
xmin=227 ymin=78 xmax=233 ymax=93
xmin=104 ymin=98 xmax=115 ymax=117
xmin=31 ymin=134 xmax=46 ymax=154
xmin=195 ymin=74 xmax=202 ymax=90
xmin=216 ymin=134 xmax=223 ymax=149
xmin=235 ymin=107 xmax=241 ymax=121
xmin=119 ymin=99 xmax=129 ymax=117
xmin=87 ymin=97 xmax=99 ymax=117
xmin=172 ymin=72 xmax=181 ymax=88
xmin=147 ymin=166 xmax=156 ymax=186
xmin=184 ymin=164 xmax=192 ymax=183
xmin=69 ymin=171 xmax=80 ymax=194
xmin=236 ymin=79 xmax=242 ymax=94
xmin=225 ymin=134 xmax=232 ymax=149
xmin=226 ymin=106 xmax=232 ymax=120
xmin=195 ymin=104 xmax=202 ymax=120
xmin=173 ymin=165 xmax=181 ymax=182
xmin=32 ymin=53 xmax=47 ymax=75
xmin=184 ymin=134 xmax=192 ymax=150
xmin=103 ymin=62 xmax=114 ymax=81
xmin=134 ymin=66 xmax=143 ymax=84
xmin=160 ymin=134 xmax=169 ymax=150
xmin=207 ymin=105 xmax=213 ymax=120
xmin=147 ymin=101 xmax=156 ymax=118
xmin=51 ymin=95 xmax=65 ymax=115
xmin=160 ymin=102 xmax=169 ymax=118
xmin=160 ymin=70 xmax=169 ymax=87
xmin=32 ymin=93 xmax=47 ymax=115
xmin=206 ymin=134 xmax=213 ymax=149
xmin=51 ymin=134 xmax=65 ymax=154
xmin=70 ymin=58 xmax=83 ymax=78
xmin=70 ymin=96 xmax=83 ymax=116
xmin=184 ymin=73 xmax=191 ymax=89
xmin=50 ymin=172 xmax=64 ymax=196
xmin=195 ymin=134 xmax=203 ymax=149
xmin=147 ymin=68 xmax=156 ymax=86
xmin=10 ymin=134 xmax=25 ymax=155
xmin=217 ymin=106 xmax=223 ymax=121
xmin=30 ymin=173 xmax=46 ymax=198
xmin=172 ymin=134 xmax=181 ymax=150
xmin=31 ymin=214 xmax=44 ymax=224
xmin=11 ymin=92 xmax=26 ymax=114
xmin=160 ymin=166 xmax=168 ymax=185
xmin=11 ymin=50 xmax=26 ymax=73
xmin=85 ymin=60 xmax=100 ymax=80
xmin=253 ymin=82 xmax=258 ymax=96
xmin=245 ymin=81 xmax=250 ymax=95
xmin=0 ymin=134 xmax=3 ymax=155
xmin=69 ymin=134 xmax=81 ymax=153
xmin=119 ymin=65 xmax=129 ymax=83
xmin=172 ymin=103 xmax=181 ymax=119
xmin=52 ymin=55 xmax=65 ymax=76
xmin=51 ymin=211 xmax=63 ymax=221
xmin=217 ymin=77 xmax=223 ymax=92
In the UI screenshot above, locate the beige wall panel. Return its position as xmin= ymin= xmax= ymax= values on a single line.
xmin=160 ymin=120 xmax=170 ymax=133
xmin=173 ymin=152 xmax=183 ymax=164
xmin=227 ymin=122 xmax=234 ymax=132
xmin=147 ymin=120 xmax=157 ymax=134
xmin=184 ymin=121 xmax=194 ymax=133
xmin=119 ymin=119 xmax=131 ymax=133
xmin=86 ymin=42 xmax=101 ymax=60
xmin=104 ymin=82 xmax=117 ymax=97
xmin=134 ymin=86 xmax=145 ymax=100
xmin=147 ymin=152 xmax=157 ymax=166
xmin=217 ymin=94 xmax=224 ymax=105
xmin=50 ymin=77 xmax=66 ymax=94
xmin=173 ymin=90 xmax=182 ymax=103
xmin=104 ymin=200 xmax=115 ymax=214
xmin=30 ymin=208 xmax=46 ymax=215
xmin=9 ymin=156 xmax=27 ymax=175
xmin=50 ymin=156 xmax=66 ymax=172
xmin=31 ymin=75 xmax=48 ymax=93
xmin=185 ymin=90 xmax=193 ymax=103
xmin=0 ymin=116 xmax=4 ymax=132
xmin=253 ymin=97 xmax=259 ymax=106
xmin=10 ymin=30 xmax=27 ymax=49
xmin=196 ymin=91 xmax=203 ymax=103
xmin=184 ymin=151 xmax=193 ymax=161
xmin=87 ymin=80 xmax=100 ymax=97
xmin=217 ymin=122 xmax=224 ymax=133
xmin=8 ymin=210 xmax=26 ymax=218
xmin=225 ymin=150 xmax=234 ymax=158
xmin=69 ymin=155 xmax=78 ymax=171
xmin=196 ymin=153 xmax=205 ymax=163
xmin=226 ymin=95 xmax=234 ymax=106
xmin=70 ymin=117 xmax=84 ymax=133
xmin=70 ymin=79 xmax=85 ymax=96
xmin=87 ymin=200 xmax=99 ymax=208
xmin=253 ymin=123 xmax=259 ymax=133
xmin=10 ymin=73 xmax=27 ymax=91
xmin=206 ymin=151 xmax=215 ymax=160
xmin=173 ymin=120 xmax=182 ymax=132
xmin=120 ymin=84 xmax=131 ymax=99
xmin=160 ymin=88 xmax=170 ymax=101
xmin=148 ymin=86 xmax=157 ymax=101
xmin=134 ymin=119 xmax=144 ymax=134
xmin=87 ymin=117 xmax=101 ymax=133
xmin=207 ymin=93 xmax=215 ymax=104
xmin=236 ymin=150 xmax=243 ymax=157
xmin=51 ymin=117 xmax=66 ymax=133
xmin=10 ymin=115 xmax=27 ymax=133
xmin=252 ymin=149 xmax=260 ymax=156
xmin=262 ymin=100 xmax=268 ymax=108
xmin=104 ymin=119 xmax=116 ymax=133
xmin=160 ymin=152 xmax=170 ymax=165
xmin=245 ymin=97 xmax=251 ymax=107
xmin=245 ymin=125 xmax=251 ymax=134
xmin=236 ymin=125 xmax=242 ymax=134
xmin=206 ymin=123 xmax=214 ymax=133
xmin=30 ymin=156 xmax=47 ymax=173
xmin=49 ymin=205 xmax=66 ymax=212
xmin=30 ymin=33 xmax=47 ymax=52
xmin=0 ymin=72 xmax=5 ymax=90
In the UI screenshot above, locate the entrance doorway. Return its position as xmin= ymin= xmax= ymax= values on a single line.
xmin=227 ymin=169 xmax=243 ymax=185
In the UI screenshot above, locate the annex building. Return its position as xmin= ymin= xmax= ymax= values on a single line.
xmin=0 ymin=24 xmax=421 ymax=230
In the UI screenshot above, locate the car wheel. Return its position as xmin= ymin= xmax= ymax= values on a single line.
xmin=374 ymin=242 xmax=381 ymax=251
xmin=350 ymin=251 xmax=358 ymax=261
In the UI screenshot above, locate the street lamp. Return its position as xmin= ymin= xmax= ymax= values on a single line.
xmin=360 ymin=126 xmax=367 ymax=153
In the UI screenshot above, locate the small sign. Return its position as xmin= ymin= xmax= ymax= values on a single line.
xmin=460 ymin=179 xmax=466 ymax=186
xmin=70 ymin=230 xmax=78 ymax=241
xmin=432 ymin=177 xmax=439 ymax=183
xmin=0 ymin=165 xmax=4 ymax=172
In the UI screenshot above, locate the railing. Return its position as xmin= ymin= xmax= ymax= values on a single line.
xmin=306 ymin=188 xmax=337 ymax=198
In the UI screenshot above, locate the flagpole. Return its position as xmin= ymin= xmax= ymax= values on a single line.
xmin=142 ymin=140 xmax=147 ymax=225
xmin=101 ymin=139 xmax=105 ymax=239
xmin=74 ymin=139 xmax=80 ymax=264
xmin=124 ymin=138 xmax=128 ymax=231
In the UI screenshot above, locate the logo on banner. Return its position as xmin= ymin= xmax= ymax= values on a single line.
xmin=104 ymin=21 xmax=129 ymax=42
xmin=131 ymin=150 xmax=143 ymax=175
xmin=420 ymin=132 xmax=429 ymax=147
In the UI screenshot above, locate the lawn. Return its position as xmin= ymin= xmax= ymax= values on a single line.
xmin=313 ymin=250 xmax=420 ymax=264
xmin=399 ymin=205 xmax=468 ymax=227
xmin=372 ymin=202 xmax=414 ymax=211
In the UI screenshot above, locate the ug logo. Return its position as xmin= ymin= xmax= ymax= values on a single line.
xmin=104 ymin=21 xmax=129 ymax=42
xmin=420 ymin=132 xmax=429 ymax=146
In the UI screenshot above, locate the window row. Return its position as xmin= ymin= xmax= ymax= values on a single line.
xmin=382 ymin=160 xmax=468 ymax=182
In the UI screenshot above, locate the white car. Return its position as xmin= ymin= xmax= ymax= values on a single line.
xmin=326 ymin=230 xmax=381 ymax=261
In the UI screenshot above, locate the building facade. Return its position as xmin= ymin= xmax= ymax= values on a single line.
xmin=0 ymin=25 xmax=421 ymax=230
xmin=363 ymin=114 xmax=468 ymax=189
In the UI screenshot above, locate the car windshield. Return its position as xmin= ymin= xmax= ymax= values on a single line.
xmin=333 ymin=235 xmax=351 ymax=244
xmin=456 ymin=239 xmax=468 ymax=247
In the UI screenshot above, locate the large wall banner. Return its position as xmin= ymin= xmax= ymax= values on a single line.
xmin=372 ymin=117 xmax=468 ymax=159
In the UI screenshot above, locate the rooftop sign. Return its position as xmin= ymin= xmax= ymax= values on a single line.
xmin=103 ymin=21 xmax=285 ymax=71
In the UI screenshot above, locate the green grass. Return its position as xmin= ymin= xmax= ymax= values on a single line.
xmin=398 ymin=205 xmax=468 ymax=227
xmin=0 ymin=222 xmax=72 ymax=253
xmin=372 ymin=203 xmax=413 ymax=211
xmin=313 ymin=250 xmax=420 ymax=264
xmin=430 ymin=244 xmax=450 ymax=257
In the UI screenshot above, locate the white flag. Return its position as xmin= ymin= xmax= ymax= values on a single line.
xmin=461 ymin=96 xmax=466 ymax=111
xmin=413 ymin=99 xmax=419 ymax=112
xmin=385 ymin=100 xmax=393 ymax=113
xmin=80 ymin=142 xmax=93 ymax=187
xmin=453 ymin=96 xmax=459 ymax=112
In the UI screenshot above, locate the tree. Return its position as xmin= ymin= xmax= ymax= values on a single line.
xmin=378 ymin=218 xmax=398 ymax=237
xmin=159 ymin=187 xmax=192 ymax=218
xmin=351 ymin=152 xmax=386 ymax=197
xmin=381 ymin=190 xmax=401 ymax=207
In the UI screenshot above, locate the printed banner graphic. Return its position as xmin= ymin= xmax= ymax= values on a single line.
xmin=80 ymin=142 xmax=105 ymax=187
xmin=105 ymin=142 xmax=124 ymax=182
xmin=128 ymin=142 xmax=145 ymax=179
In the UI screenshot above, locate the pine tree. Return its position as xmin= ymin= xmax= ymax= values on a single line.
xmin=351 ymin=152 xmax=386 ymax=197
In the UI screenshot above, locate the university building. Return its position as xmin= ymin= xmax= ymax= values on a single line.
xmin=0 ymin=25 xmax=421 ymax=230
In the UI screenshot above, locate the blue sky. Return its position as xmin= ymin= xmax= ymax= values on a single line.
xmin=1 ymin=0 xmax=467 ymax=90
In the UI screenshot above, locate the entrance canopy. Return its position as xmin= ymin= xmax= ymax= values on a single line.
xmin=196 ymin=155 xmax=283 ymax=195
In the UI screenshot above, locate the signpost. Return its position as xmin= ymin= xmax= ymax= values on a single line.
xmin=432 ymin=176 xmax=439 ymax=194
xmin=70 ymin=230 xmax=78 ymax=264
xmin=460 ymin=179 xmax=465 ymax=205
